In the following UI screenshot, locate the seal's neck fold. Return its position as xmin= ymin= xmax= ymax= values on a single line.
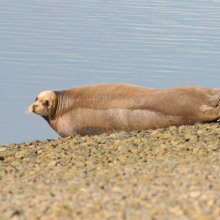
xmin=53 ymin=90 xmax=74 ymax=119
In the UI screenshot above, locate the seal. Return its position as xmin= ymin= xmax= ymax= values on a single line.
xmin=29 ymin=83 xmax=220 ymax=137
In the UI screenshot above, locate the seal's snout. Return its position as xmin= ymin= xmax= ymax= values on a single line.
xmin=28 ymin=104 xmax=36 ymax=113
xmin=29 ymin=104 xmax=34 ymax=113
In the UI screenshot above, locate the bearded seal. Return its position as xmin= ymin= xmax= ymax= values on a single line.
xmin=29 ymin=83 xmax=220 ymax=137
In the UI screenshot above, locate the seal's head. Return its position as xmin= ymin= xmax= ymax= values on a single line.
xmin=29 ymin=91 xmax=57 ymax=119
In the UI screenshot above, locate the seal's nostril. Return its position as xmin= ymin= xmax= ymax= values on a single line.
xmin=33 ymin=105 xmax=37 ymax=111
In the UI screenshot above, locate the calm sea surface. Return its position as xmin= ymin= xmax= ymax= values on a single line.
xmin=0 ymin=0 xmax=220 ymax=145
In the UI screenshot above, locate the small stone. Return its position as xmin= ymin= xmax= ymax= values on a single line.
xmin=47 ymin=161 xmax=57 ymax=167
xmin=0 ymin=147 xmax=6 ymax=152
xmin=15 ymin=152 xmax=24 ymax=158
xmin=37 ymin=149 xmax=43 ymax=154
xmin=45 ymin=144 xmax=54 ymax=148
xmin=76 ymin=162 xmax=86 ymax=167
xmin=190 ymin=191 xmax=201 ymax=198
xmin=11 ymin=160 xmax=21 ymax=166
xmin=77 ymin=145 xmax=86 ymax=150
xmin=28 ymin=145 xmax=36 ymax=148
xmin=3 ymin=209 xmax=20 ymax=219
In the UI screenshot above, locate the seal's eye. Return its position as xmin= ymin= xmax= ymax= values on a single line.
xmin=35 ymin=97 xmax=38 ymax=102
xmin=44 ymin=100 xmax=50 ymax=106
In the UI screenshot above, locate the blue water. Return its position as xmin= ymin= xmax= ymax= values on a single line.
xmin=1 ymin=0 xmax=220 ymax=145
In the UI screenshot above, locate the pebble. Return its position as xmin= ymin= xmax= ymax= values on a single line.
xmin=0 ymin=147 xmax=6 ymax=152
xmin=11 ymin=160 xmax=21 ymax=166
xmin=1 ymin=122 xmax=220 ymax=219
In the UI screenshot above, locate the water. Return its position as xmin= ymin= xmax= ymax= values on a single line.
xmin=0 ymin=0 xmax=220 ymax=145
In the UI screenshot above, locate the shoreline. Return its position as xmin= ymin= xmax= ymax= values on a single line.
xmin=1 ymin=122 xmax=220 ymax=219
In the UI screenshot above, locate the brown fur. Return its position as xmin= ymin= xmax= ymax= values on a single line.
xmin=29 ymin=83 xmax=220 ymax=137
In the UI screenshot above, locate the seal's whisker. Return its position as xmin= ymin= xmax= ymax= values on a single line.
xmin=25 ymin=108 xmax=31 ymax=115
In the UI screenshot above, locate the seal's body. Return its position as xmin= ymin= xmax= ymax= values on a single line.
xmin=29 ymin=83 xmax=220 ymax=137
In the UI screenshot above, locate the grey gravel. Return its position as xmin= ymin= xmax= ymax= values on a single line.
xmin=1 ymin=122 xmax=220 ymax=220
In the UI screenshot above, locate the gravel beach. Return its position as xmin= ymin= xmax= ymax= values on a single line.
xmin=1 ymin=122 xmax=220 ymax=220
